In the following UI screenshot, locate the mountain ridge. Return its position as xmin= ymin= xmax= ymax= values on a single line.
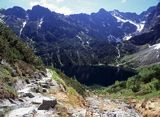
xmin=0 ymin=5 xmax=150 ymax=67
xmin=0 ymin=3 xmax=159 ymax=68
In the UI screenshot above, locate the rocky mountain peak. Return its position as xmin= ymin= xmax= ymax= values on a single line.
xmin=4 ymin=6 xmax=26 ymax=19
xmin=27 ymin=5 xmax=52 ymax=21
xmin=98 ymin=8 xmax=108 ymax=13
xmin=142 ymin=2 xmax=160 ymax=31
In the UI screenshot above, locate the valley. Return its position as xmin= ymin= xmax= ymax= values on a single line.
xmin=0 ymin=1 xmax=160 ymax=117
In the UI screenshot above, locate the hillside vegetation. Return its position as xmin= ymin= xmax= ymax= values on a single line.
xmin=0 ymin=23 xmax=44 ymax=98
xmin=91 ymin=64 xmax=160 ymax=99
xmin=0 ymin=23 xmax=43 ymax=67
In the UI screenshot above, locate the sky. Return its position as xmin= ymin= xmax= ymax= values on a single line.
xmin=0 ymin=0 xmax=159 ymax=15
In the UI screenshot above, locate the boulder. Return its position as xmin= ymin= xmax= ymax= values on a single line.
xmin=42 ymin=89 xmax=47 ymax=93
xmin=38 ymin=100 xmax=57 ymax=110
xmin=25 ymin=79 xmax=30 ymax=84
xmin=24 ymin=93 xmax=35 ymax=98
xmin=8 ymin=99 xmax=16 ymax=104
xmin=18 ymin=98 xmax=24 ymax=102
xmin=41 ymin=84 xmax=50 ymax=89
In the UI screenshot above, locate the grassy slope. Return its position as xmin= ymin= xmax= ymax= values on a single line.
xmin=49 ymin=68 xmax=87 ymax=97
xmin=48 ymin=68 xmax=87 ymax=116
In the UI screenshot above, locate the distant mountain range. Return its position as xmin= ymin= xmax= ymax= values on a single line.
xmin=123 ymin=3 xmax=160 ymax=67
xmin=0 ymin=3 xmax=159 ymax=68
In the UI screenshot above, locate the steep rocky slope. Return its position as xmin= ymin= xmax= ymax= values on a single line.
xmin=121 ymin=3 xmax=160 ymax=68
xmin=121 ymin=43 xmax=160 ymax=68
xmin=0 ymin=3 xmax=159 ymax=68
xmin=0 ymin=5 xmax=148 ymax=67
xmin=130 ymin=3 xmax=160 ymax=45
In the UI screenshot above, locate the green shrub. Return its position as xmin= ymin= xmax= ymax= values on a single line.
xmin=91 ymin=64 xmax=160 ymax=99
xmin=0 ymin=23 xmax=44 ymax=69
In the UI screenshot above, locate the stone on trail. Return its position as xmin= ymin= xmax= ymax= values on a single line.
xmin=38 ymin=100 xmax=57 ymax=110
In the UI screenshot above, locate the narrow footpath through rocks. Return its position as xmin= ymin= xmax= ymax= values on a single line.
xmin=0 ymin=69 xmax=142 ymax=117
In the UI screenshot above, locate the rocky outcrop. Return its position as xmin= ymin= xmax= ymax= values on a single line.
xmin=129 ymin=98 xmax=160 ymax=117
xmin=1 ymin=69 xmax=58 ymax=117
xmin=85 ymin=96 xmax=141 ymax=117
xmin=0 ymin=69 xmax=87 ymax=117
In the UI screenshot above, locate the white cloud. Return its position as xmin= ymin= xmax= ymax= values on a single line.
xmin=57 ymin=7 xmax=72 ymax=15
xmin=121 ymin=0 xmax=127 ymax=3
xmin=30 ymin=0 xmax=72 ymax=15
xmin=56 ymin=0 xmax=64 ymax=3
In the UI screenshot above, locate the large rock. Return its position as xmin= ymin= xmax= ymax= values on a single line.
xmin=41 ymin=84 xmax=50 ymax=89
xmin=25 ymin=79 xmax=30 ymax=84
xmin=23 ymin=93 xmax=35 ymax=98
xmin=38 ymin=100 xmax=57 ymax=110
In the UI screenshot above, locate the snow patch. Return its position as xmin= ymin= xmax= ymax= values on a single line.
xmin=151 ymin=43 xmax=160 ymax=50
xmin=38 ymin=18 xmax=44 ymax=28
xmin=148 ymin=43 xmax=160 ymax=59
xmin=86 ymin=41 xmax=89 ymax=45
xmin=112 ymin=13 xmax=145 ymax=32
xmin=76 ymin=35 xmax=85 ymax=48
xmin=123 ymin=34 xmax=132 ymax=41
xmin=19 ymin=21 xmax=27 ymax=37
